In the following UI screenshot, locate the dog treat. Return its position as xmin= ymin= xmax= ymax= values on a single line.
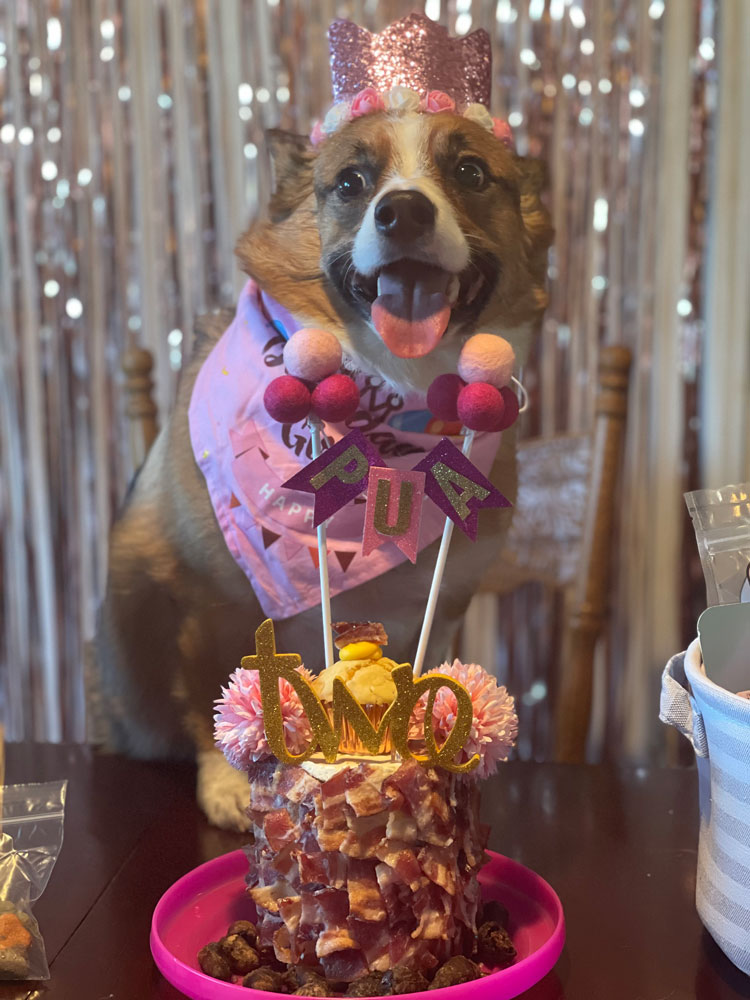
xmin=380 ymin=966 xmax=430 ymax=994
xmin=293 ymin=982 xmax=331 ymax=997
xmin=428 ymin=956 xmax=482 ymax=989
xmin=242 ymin=965 xmax=287 ymax=991
xmin=332 ymin=623 xmax=389 ymax=649
xmin=197 ymin=942 xmax=232 ymax=981
xmin=227 ymin=919 xmax=258 ymax=946
xmin=344 ymin=972 xmax=386 ymax=996
xmin=196 ymin=903 xmax=519 ymax=993
xmin=218 ymin=933 xmax=261 ymax=975
xmin=477 ymin=921 xmax=516 ymax=966
xmin=314 ymin=623 xmax=399 ymax=754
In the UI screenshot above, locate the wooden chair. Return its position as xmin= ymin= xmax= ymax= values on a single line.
xmin=122 ymin=347 xmax=159 ymax=469
xmin=460 ymin=345 xmax=632 ymax=762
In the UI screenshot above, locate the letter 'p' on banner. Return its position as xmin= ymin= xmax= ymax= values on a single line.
xmin=282 ymin=429 xmax=382 ymax=526
xmin=362 ymin=467 xmax=425 ymax=563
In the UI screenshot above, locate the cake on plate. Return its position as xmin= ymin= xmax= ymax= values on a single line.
xmin=209 ymin=619 xmax=518 ymax=993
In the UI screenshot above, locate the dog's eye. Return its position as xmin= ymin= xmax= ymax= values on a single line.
xmin=336 ymin=167 xmax=367 ymax=198
xmin=455 ymin=159 xmax=487 ymax=191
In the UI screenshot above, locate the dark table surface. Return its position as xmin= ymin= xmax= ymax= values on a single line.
xmin=3 ymin=744 xmax=749 ymax=1000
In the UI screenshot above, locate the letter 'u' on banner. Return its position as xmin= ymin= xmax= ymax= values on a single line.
xmin=362 ymin=467 xmax=425 ymax=563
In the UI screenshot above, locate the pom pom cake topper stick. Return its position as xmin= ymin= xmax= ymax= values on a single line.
xmin=309 ymin=415 xmax=334 ymax=671
xmin=413 ymin=428 xmax=474 ymax=677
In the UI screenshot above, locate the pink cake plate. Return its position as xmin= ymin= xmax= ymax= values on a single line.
xmin=151 ymin=849 xmax=565 ymax=999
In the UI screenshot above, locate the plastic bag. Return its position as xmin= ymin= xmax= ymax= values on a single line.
xmin=685 ymin=483 xmax=750 ymax=606
xmin=0 ymin=780 xmax=67 ymax=980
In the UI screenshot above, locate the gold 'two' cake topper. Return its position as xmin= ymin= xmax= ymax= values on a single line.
xmin=242 ymin=619 xmax=479 ymax=773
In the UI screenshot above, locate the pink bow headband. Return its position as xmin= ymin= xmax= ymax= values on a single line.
xmin=310 ymin=86 xmax=514 ymax=150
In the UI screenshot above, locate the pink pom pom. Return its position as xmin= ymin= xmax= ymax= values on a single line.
xmin=311 ymin=373 xmax=360 ymax=422
xmin=496 ymin=385 xmax=520 ymax=430
xmin=492 ymin=118 xmax=515 ymax=149
xmin=214 ymin=665 xmax=315 ymax=768
xmin=458 ymin=334 xmax=515 ymax=388
xmin=457 ymin=381 xmax=505 ymax=432
xmin=283 ymin=328 xmax=343 ymax=382
xmin=264 ymin=375 xmax=312 ymax=424
xmin=408 ymin=659 xmax=518 ymax=780
xmin=427 ymin=373 xmax=465 ymax=421
xmin=422 ymin=90 xmax=456 ymax=114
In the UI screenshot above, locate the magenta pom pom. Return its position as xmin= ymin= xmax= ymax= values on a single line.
xmin=263 ymin=375 xmax=312 ymax=424
xmin=457 ymin=381 xmax=505 ymax=431
xmin=496 ymin=385 xmax=520 ymax=430
xmin=214 ymin=665 xmax=315 ymax=768
xmin=283 ymin=328 xmax=342 ymax=382
xmin=426 ymin=373 xmax=465 ymax=421
xmin=458 ymin=333 xmax=515 ymax=388
xmin=311 ymin=373 xmax=360 ymax=422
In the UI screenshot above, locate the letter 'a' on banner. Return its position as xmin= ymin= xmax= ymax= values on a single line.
xmin=414 ymin=437 xmax=511 ymax=541
xmin=362 ymin=467 xmax=426 ymax=563
xmin=282 ymin=428 xmax=383 ymax=527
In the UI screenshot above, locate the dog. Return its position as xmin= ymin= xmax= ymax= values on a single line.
xmin=95 ymin=107 xmax=552 ymax=830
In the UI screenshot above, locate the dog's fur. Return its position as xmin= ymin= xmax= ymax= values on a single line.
xmin=95 ymin=111 xmax=552 ymax=829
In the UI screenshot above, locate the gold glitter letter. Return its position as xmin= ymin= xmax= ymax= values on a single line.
xmin=310 ymin=445 xmax=369 ymax=489
xmin=332 ymin=678 xmax=396 ymax=754
xmin=241 ymin=619 xmax=339 ymax=764
xmin=431 ymin=461 xmax=490 ymax=521
xmin=390 ymin=665 xmax=479 ymax=773
xmin=373 ymin=478 xmax=414 ymax=536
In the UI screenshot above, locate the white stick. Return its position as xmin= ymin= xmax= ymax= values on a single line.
xmin=310 ymin=418 xmax=335 ymax=670
xmin=413 ymin=429 xmax=475 ymax=676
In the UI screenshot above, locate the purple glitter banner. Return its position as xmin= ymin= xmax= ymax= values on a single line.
xmin=413 ymin=437 xmax=511 ymax=541
xmin=282 ymin=429 xmax=383 ymax=527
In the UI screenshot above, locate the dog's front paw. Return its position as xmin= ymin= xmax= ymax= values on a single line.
xmin=196 ymin=749 xmax=252 ymax=831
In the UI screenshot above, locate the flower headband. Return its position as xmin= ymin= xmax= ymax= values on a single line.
xmin=310 ymin=86 xmax=515 ymax=150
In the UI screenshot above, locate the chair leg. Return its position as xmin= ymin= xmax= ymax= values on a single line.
xmin=555 ymin=345 xmax=632 ymax=762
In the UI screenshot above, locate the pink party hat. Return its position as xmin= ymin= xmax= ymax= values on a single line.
xmin=328 ymin=13 xmax=492 ymax=108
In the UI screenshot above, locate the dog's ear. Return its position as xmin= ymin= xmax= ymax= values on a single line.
xmin=266 ymin=129 xmax=315 ymax=222
xmin=515 ymin=155 xmax=554 ymax=314
xmin=515 ymin=155 xmax=549 ymax=197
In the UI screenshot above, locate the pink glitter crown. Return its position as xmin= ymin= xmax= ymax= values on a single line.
xmin=328 ymin=13 xmax=492 ymax=108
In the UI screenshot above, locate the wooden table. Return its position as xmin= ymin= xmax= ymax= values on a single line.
xmin=3 ymin=745 xmax=749 ymax=1000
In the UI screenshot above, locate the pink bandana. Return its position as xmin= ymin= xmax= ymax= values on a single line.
xmin=188 ymin=281 xmax=502 ymax=620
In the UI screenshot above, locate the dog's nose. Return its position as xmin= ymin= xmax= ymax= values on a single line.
xmin=374 ymin=190 xmax=436 ymax=241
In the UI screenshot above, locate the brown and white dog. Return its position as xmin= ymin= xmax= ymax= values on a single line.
xmin=95 ymin=109 xmax=552 ymax=830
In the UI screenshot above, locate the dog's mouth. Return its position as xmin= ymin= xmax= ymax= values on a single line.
xmin=331 ymin=255 xmax=499 ymax=359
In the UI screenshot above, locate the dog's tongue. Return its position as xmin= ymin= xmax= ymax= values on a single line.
xmin=371 ymin=262 xmax=452 ymax=358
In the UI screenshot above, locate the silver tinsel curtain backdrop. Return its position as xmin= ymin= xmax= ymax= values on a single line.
xmin=1 ymin=1 xmax=749 ymax=752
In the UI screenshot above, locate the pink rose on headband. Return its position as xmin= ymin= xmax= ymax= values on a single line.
xmin=350 ymin=87 xmax=385 ymax=118
xmin=492 ymin=117 xmax=515 ymax=148
xmin=423 ymin=90 xmax=456 ymax=114
xmin=310 ymin=120 xmax=325 ymax=146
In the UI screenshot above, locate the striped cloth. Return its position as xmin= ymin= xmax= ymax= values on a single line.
xmin=661 ymin=639 xmax=750 ymax=975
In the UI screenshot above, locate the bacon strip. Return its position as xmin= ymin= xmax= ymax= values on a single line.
xmin=242 ymin=759 xmax=486 ymax=983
